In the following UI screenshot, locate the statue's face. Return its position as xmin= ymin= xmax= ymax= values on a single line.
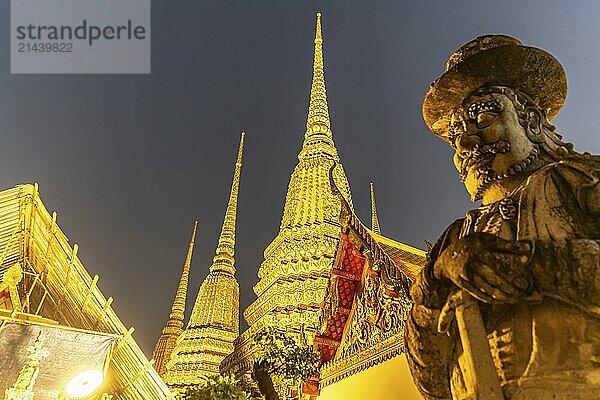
xmin=449 ymin=92 xmax=537 ymax=201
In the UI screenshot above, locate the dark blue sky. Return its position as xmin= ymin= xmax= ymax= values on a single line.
xmin=1 ymin=1 xmax=600 ymax=355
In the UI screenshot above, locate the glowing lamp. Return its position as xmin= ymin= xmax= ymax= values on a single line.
xmin=65 ymin=370 xmax=104 ymax=399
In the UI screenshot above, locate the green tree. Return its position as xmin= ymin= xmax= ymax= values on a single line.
xmin=182 ymin=374 xmax=252 ymax=400
xmin=251 ymin=328 xmax=320 ymax=400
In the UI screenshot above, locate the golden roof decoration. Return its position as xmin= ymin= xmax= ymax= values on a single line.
xmin=369 ymin=181 xmax=382 ymax=235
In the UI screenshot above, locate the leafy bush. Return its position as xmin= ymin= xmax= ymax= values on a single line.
xmin=253 ymin=328 xmax=319 ymax=388
xmin=251 ymin=327 xmax=320 ymax=400
xmin=182 ymin=374 xmax=252 ymax=400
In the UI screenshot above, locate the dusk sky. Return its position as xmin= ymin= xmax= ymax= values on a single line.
xmin=2 ymin=1 xmax=600 ymax=356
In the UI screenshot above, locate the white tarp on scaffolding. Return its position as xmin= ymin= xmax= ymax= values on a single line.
xmin=0 ymin=321 xmax=114 ymax=399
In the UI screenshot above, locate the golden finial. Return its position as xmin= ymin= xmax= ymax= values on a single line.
xmin=370 ymin=181 xmax=382 ymax=235
xmin=211 ymin=132 xmax=245 ymax=274
xmin=315 ymin=12 xmax=322 ymax=43
xmin=305 ymin=12 xmax=332 ymax=140
xmin=169 ymin=220 xmax=198 ymax=324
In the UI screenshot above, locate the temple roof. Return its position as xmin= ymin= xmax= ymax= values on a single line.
xmin=368 ymin=230 xmax=424 ymax=281
xmin=314 ymin=171 xmax=427 ymax=385
xmin=330 ymin=174 xmax=425 ymax=288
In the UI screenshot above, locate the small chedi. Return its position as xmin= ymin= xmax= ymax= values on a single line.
xmin=158 ymin=133 xmax=245 ymax=393
xmin=406 ymin=35 xmax=600 ymax=399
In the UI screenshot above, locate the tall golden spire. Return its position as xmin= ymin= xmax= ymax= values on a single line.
xmin=152 ymin=220 xmax=198 ymax=377
xmin=370 ymin=181 xmax=382 ymax=235
xmin=210 ymin=131 xmax=244 ymax=275
xmin=301 ymin=12 xmax=338 ymax=160
xmin=164 ymin=132 xmax=244 ymax=390
xmin=305 ymin=12 xmax=331 ymax=140
xmin=170 ymin=220 xmax=198 ymax=323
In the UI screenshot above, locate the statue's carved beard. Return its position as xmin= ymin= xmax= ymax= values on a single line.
xmin=459 ymin=140 xmax=511 ymax=182
xmin=466 ymin=142 xmax=540 ymax=201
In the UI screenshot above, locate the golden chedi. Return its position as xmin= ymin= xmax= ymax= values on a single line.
xmin=221 ymin=14 xmax=354 ymax=390
xmin=163 ymin=133 xmax=245 ymax=392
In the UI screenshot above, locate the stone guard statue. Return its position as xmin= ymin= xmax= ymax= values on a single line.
xmin=405 ymin=35 xmax=600 ymax=400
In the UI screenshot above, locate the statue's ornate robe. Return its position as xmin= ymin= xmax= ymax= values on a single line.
xmin=406 ymin=154 xmax=600 ymax=400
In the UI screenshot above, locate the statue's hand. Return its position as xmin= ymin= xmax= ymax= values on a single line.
xmin=411 ymin=261 xmax=454 ymax=311
xmin=434 ymin=233 xmax=533 ymax=304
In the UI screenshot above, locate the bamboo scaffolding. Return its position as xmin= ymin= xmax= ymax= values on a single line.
xmin=0 ymin=184 xmax=173 ymax=399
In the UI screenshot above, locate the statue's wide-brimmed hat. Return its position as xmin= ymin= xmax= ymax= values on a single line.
xmin=422 ymin=35 xmax=567 ymax=140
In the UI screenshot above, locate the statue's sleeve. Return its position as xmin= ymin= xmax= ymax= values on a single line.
xmin=526 ymin=156 xmax=600 ymax=315
xmin=404 ymin=220 xmax=463 ymax=400
xmin=532 ymin=239 xmax=600 ymax=315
